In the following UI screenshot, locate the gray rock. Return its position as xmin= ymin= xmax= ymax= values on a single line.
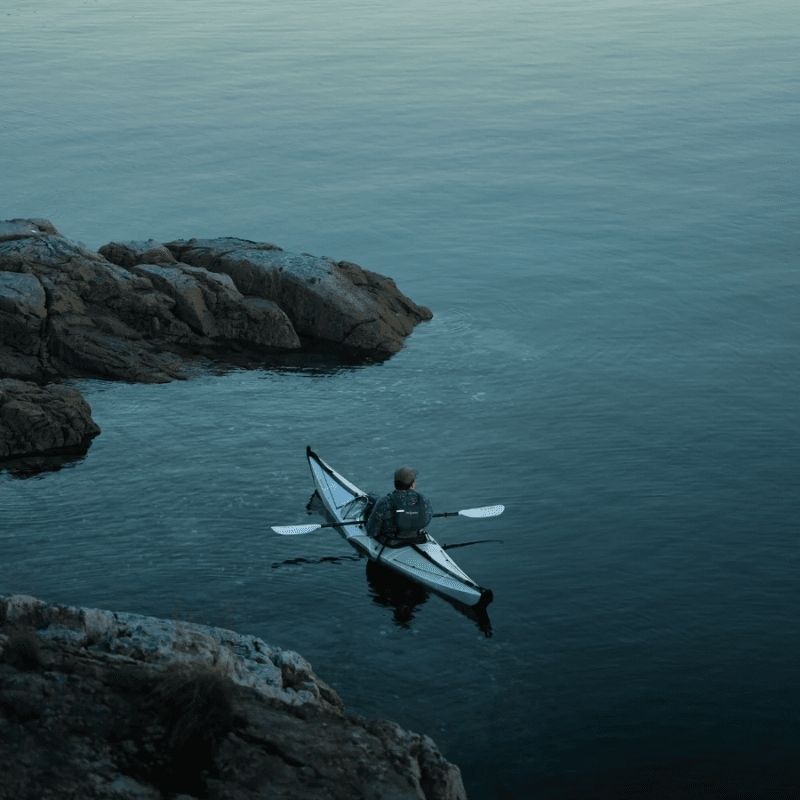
xmin=130 ymin=264 xmax=221 ymax=337
xmin=0 ymin=228 xmax=188 ymax=383
xmin=0 ymin=219 xmax=432 ymax=459
xmin=0 ymin=272 xmax=48 ymax=380
xmin=129 ymin=263 xmax=301 ymax=349
xmin=0 ymin=218 xmax=58 ymax=243
xmin=0 ymin=221 xmax=431 ymax=380
xmin=166 ymin=238 xmax=433 ymax=354
xmin=99 ymin=239 xmax=178 ymax=268
xmin=0 ymin=595 xmax=467 ymax=800
xmin=0 ymin=379 xmax=100 ymax=458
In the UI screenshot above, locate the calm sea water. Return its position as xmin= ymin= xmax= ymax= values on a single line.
xmin=2 ymin=1 xmax=799 ymax=797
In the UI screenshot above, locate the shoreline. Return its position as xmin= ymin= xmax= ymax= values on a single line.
xmin=0 ymin=593 xmax=467 ymax=800
xmin=0 ymin=219 xmax=430 ymax=466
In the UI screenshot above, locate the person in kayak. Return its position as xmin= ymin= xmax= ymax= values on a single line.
xmin=366 ymin=466 xmax=433 ymax=546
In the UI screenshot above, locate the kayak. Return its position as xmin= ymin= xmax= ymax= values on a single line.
xmin=306 ymin=446 xmax=493 ymax=609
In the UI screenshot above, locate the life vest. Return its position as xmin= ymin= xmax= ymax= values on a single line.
xmin=388 ymin=490 xmax=427 ymax=540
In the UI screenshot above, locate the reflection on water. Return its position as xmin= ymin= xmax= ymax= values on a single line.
xmin=366 ymin=559 xmax=493 ymax=637
xmin=0 ymin=449 xmax=91 ymax=480
xmin=199 ymin=339 xmax=392 ymax=377
xmin=305 ymin=487 xmax=495 ymax=635
xmin=366 ymin=558 xmax=430 ymax=628
xmin=270 ymin=554 xmax=361 ymax=569
xmin=443 ymin=539 xmax=505 ymax=552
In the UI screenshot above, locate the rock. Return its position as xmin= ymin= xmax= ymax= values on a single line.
xmin=0 ymin=271 xmax=48 ymax=380
xmin=0 ymin=228 xmax=188 ymax=383
xmin=1 ymin=221 xmax=430 ymax=382
xmin=128 ymin=264 xmax=300 ymax=349
xmin=0 ymin=218 xmax=58 ymax=243
xmin=0 ymin=379 xmax=100 ymax=459
xmin=98 ymin=240 xmax=178 ymax=268
xmin=165 ymin=238 xmax=433 ymax=354
xmin=0 ymin=595 xmax=467 ymax=800
xmin=0 ymin=219 xmax=432 ymax=460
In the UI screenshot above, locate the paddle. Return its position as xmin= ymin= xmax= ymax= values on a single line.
xmin=270 ymin=504 xmax=505 ymax=535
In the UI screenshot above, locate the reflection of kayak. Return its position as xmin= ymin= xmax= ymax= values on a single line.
xmin=307 ymin=447 xmax=493 ymax=608
xmin=365 ymin=559 xmax=493 ymax=637
xmin=365 ymin=559 xmax=429 ymax=627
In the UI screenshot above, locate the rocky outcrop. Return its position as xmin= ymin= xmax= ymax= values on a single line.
xmin=0 ymin=379 xmax=100 ymax=459
xmin=0 ymin=268 xmax=49 ymax=382
xmin=0 ymin=219 xmax=430 ymax=384
xmin=162 ymin=238 xmax=433 ymax=354
xmin=0 ymin=594 xmax=466 ymax=800
xmin=0 ymin=219 xmax=431 ymax=463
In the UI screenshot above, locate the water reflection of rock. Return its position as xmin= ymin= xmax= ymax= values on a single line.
xmin=0 ymin=450 xmax=90 ymax=480
xmin=366 ymin=559 xmax=493 ymax=637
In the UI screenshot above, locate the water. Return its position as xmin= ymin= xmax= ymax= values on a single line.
xmin=2 ymin=1 xmax=799 ymax=796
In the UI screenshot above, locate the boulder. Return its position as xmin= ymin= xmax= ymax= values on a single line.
xmin=0 ymin=220 xmax=432 ymax=460
xmin=0 ymin=271 xmax=48 ymax=380
xmin=128 ymin=263 xmax=300 ymax=349
xmin=0 ymin=229 xmax=188 ymax=383
xmin=98 ymin=239 xmax=178 ymax=268
xmin=165 ymin=238 xmax=433 ymax=354
xmin=0 ymin=595 xmax=466 ymax=800
xmin=0 ymin=221 xmax=431 ymax=382
xmin=0 ymin=379 xmax=100 ymax=459
xmin=0 ymin=218 xmax=58 ymax=243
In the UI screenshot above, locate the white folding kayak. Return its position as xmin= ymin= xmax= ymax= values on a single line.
xmin=306 ymin=447 xmax=493 ymax=608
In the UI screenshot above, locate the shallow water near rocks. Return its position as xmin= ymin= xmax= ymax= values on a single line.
xmin=2 ymin=1 xmax=799 ymax=797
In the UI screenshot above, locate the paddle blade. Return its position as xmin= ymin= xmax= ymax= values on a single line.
xmin=271 ymin=524 xmax=323 ymax=535
xmin=458 ymin=504 xmax=505 ymax=519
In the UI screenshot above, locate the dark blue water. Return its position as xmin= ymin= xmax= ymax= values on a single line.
xmin=2 ymin=1 xmax=799 ymax=796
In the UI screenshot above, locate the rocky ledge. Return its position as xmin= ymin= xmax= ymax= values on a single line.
xmin=0 ymin=219 xmax=431 ymax=462
xmin=0 ymin=378 xmax=100 ymax=461
xmin=0 ymin=594 xmax=466 ymax=800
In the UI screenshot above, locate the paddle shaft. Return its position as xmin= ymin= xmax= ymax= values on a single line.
xmin=305 ymin=511 xmax=459 ymax=531
xmin=270 ymin=504 xmax=504 ymax=535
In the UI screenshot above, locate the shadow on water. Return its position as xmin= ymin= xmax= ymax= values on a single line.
xmin=0 ymin=449 xmax=90 ymax=480
xmin=365 ymin=558 xmax=430 ymax=628
xmin=270 ymin=554 xmax=361 ymax=569
xmin=197 ymin=338 xmax=392 ymax=378
xmin=366 ymin=559 xmax=493 ymax=637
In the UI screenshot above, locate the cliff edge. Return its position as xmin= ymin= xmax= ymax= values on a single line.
xmin=0 ymin=594 xmax=466 ymax=800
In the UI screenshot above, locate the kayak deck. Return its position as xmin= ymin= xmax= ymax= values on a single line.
xmin=306 ymin=447 xmax=493 ymax=609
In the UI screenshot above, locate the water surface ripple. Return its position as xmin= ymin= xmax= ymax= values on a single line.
xmin=2 ymin=1 xmax=799 ymax=797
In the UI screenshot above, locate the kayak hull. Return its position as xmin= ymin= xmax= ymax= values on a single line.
xmin=306 ymin=447 xmax=493 ymax=608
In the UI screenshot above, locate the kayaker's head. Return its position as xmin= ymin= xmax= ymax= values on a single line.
xmin=394 ymin=466 xmax=417 ymax=491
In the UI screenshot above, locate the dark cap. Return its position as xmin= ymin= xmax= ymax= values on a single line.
xmin=394 ymin=466 xmax=417 ymax=488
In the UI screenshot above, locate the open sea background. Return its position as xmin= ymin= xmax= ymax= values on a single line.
xmin=2 ymin=1 xmax=799 ymax=796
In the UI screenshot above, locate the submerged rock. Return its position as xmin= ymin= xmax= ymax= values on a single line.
xmin=0 ymin=379 xmax=100 ymax=459
xmin=0 ymin=594 xmax=466 ymax=800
